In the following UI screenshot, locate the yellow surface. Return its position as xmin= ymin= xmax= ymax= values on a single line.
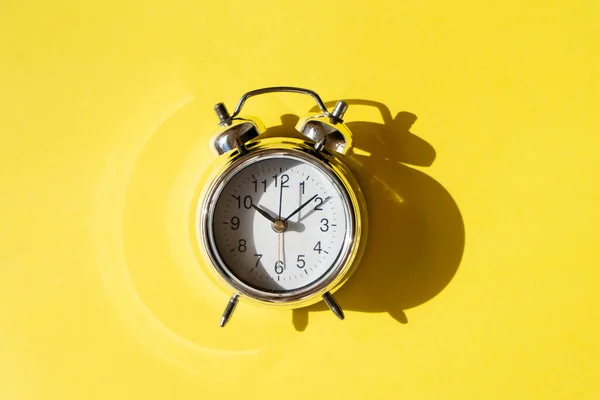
xmin=1 ymin=1 xmax=598 ymax=398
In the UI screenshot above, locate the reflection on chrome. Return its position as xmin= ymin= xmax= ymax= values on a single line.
xmin=91 ymin=94 xmax=260 ymax=376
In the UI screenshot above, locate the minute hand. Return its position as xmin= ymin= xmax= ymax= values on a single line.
xmin=283 ymin=194 xmax=318 ymax=222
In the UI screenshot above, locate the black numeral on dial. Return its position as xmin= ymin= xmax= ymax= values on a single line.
xmin=313 ymin=241 xmax=322 ymax=254
xmin=314 ymin=197 xmax=324 ymax=211
xmin=252 ymin=180 xmax=268 ymax=193
xmin=274 ymin=261 xmax=284 ymax=274
xmin=272 ymin=173 xmax=290 ymax=188
xmin=320 ymin=218 xmax=329 ymax=232
xmin=231 ymin=195 xmax=253 ymax=209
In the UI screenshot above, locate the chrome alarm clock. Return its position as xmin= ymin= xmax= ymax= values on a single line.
xmin=197 ymin=87 xmax=367 ymax=327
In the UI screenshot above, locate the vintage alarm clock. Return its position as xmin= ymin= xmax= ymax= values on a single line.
xmin=196 ymin=87 xmax=367 ymax=327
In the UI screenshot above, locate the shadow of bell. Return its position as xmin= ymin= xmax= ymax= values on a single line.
xmin=315 ymin=99 xmax=436 ymax=167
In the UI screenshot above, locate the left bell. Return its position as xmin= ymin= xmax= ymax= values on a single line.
xmin=210 ymin=102 xmax=264 ymax=155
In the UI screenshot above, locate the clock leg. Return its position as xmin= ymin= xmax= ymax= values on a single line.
xmin=322 ymin=292 xmax=345 ymax=320
xmin=219 ymin=293 xmax=240 ymax=327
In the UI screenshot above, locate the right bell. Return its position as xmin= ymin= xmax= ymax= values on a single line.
xmin=296 ymin=100 xmax=353 ymax=154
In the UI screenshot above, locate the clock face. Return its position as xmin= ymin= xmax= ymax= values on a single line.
xmin=206 ymin=153 xmax=353 ymax=294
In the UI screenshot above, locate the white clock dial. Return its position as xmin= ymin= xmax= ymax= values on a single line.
xmin=209 ymin=154 xmax=352 ymax=292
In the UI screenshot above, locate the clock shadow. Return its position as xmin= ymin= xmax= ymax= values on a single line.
xmin=263 ymin=101 xmax=465 ymax=331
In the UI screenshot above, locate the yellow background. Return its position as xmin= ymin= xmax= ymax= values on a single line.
xmin=1 ymin=0 xmax=599 ymax=398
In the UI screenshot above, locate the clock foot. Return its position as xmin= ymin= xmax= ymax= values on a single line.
xmin=322 ymin=292 xmax=345 ymax=320
xmin=220 ymin=293 xmax=240 ymax=327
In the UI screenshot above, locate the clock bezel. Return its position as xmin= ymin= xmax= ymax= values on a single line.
xmin=197 ymin=138 xmax=366 ymax=307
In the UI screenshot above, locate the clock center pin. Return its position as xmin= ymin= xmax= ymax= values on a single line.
xmin=272 ymin=219 xmax=288 ymax=233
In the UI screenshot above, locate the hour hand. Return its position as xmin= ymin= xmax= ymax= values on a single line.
xmin=251 ymin=204 xmax=277 ymax=223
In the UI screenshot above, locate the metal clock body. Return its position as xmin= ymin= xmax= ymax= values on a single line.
xmin=196 ymin=88 xmax=367 ymax=326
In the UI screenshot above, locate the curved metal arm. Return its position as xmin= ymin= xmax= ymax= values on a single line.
xmin=230 ymin=86 xmax=333 ymax=119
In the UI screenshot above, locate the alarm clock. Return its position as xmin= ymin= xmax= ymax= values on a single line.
xmin=196 ymin=87 xmax=367 ymax=327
